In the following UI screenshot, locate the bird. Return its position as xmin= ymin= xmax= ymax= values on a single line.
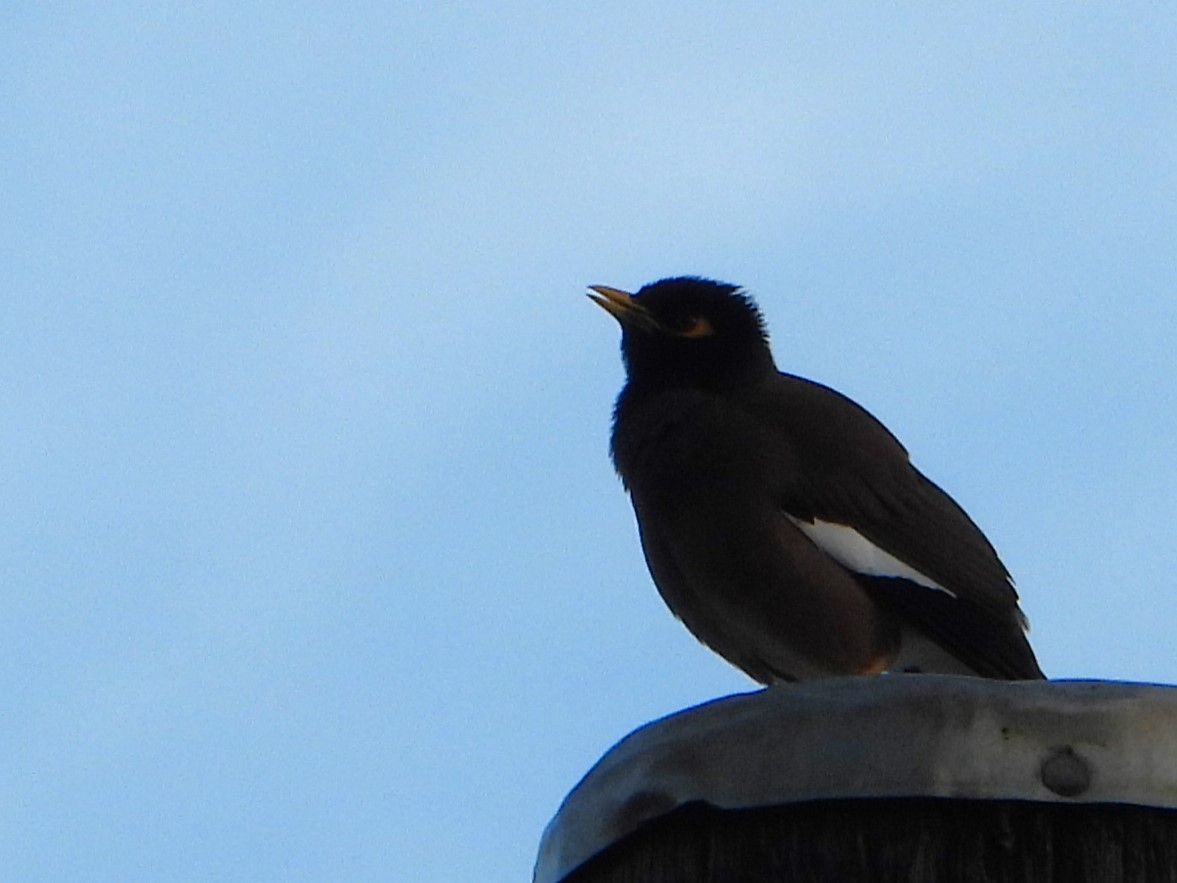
xmin=589 ymin=276 xmax=1044 ymax=683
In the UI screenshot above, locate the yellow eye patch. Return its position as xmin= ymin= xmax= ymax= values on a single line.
xmin=677 ymin=316 xmax=715 ymax=338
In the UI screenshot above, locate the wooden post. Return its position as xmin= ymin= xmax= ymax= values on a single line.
xmin=534 ymin=677 xmax=1177 ymax=883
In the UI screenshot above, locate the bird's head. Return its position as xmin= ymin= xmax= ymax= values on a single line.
xmin=588 ymin=276 xmax=775 ymax=390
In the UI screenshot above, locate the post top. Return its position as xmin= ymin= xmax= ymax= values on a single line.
xmin=535 ymin=676 xmax=1177 ymax=883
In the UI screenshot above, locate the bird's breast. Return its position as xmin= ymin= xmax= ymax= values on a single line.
xmin=611 ymin=388 xmax=790 ymax=509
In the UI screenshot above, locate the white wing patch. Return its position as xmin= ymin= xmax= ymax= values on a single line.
xmin=786 ymin=515 xmax=957 ymax=598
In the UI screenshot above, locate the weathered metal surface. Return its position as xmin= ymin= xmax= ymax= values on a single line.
xmin=534 ymin=676 xmax=1177 ymax=883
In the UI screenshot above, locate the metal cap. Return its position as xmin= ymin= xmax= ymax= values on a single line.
xmin=534 ymin=676 xmax=1177 ymax=883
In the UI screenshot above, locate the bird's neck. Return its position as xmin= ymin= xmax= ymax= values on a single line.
xmin=622 ymin=356 xmax=776 ymax=402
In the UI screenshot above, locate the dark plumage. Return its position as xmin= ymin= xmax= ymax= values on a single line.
xmin=590 ymin=276 xmax=1043 ymax=683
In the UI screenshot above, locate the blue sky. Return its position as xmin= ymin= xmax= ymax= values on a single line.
xmin=3 ymin=4 xmax=1175 ymax=881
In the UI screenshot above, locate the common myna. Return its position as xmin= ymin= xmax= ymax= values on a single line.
xmin=590 ymin=276 xmax=1043 ymax=683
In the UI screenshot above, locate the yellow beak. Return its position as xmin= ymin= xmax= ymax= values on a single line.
xmin=587 ymin=285 xmax=656 ymax=329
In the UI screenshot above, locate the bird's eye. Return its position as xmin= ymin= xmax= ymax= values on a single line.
xmin=675 ymin=316 xmax=715 ymax=339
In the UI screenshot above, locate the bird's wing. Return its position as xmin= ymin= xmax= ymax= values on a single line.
xmin=746 ymin=373 xmax=1042 ymax=679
